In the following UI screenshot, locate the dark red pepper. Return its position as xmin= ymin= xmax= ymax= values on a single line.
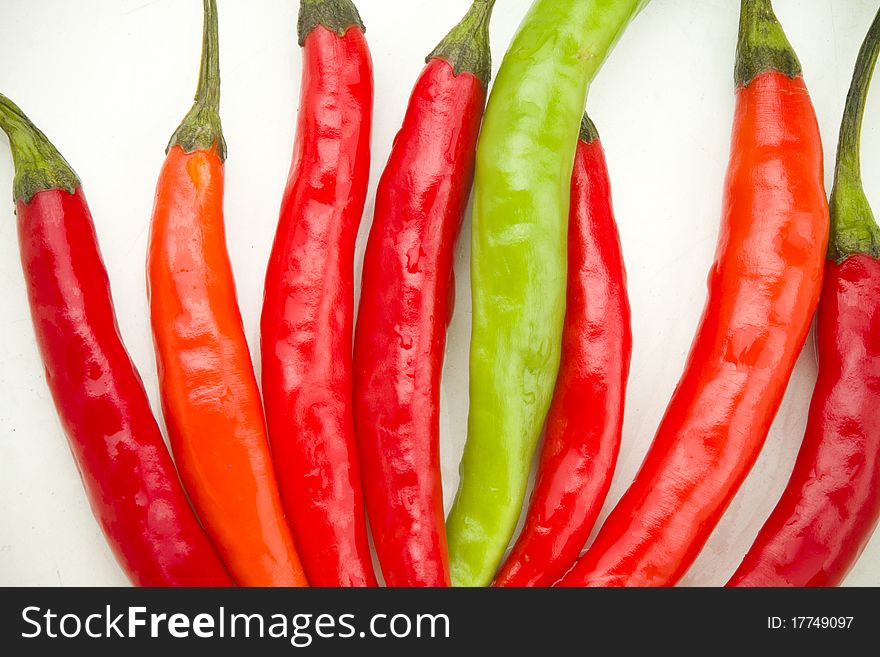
xmin=260 ymin=0 xmax=376 ymax=586
xmin=0 ymin=93 xmax=231 ymax=587
xmin=729 ymin=7 xmax=880 ymax=587
xmin=353 ymin=0 xmax=495 ymax=587
xmin=495 ymin=115 xmax=631 ymax=587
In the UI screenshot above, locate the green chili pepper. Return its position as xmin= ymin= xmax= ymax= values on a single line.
xmin=446 ymin=0 xmax=650 ymax=588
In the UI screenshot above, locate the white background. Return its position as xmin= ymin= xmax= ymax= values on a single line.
xmin=1 ymin=0 xmax=878 ymax=587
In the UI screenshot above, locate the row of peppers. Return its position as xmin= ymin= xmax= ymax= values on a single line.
xmin=1 ymin=0 xmax=878 ymax=587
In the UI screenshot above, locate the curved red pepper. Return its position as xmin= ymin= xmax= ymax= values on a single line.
xmin=0 ymin=95 xmax=231 ymax=587
xmin=353 ymin=0 xmax=494 ymax=587
xmin=559 ymin=1 xmax=829 ymax=587
xmin=260 ymin=0 xmax=376 ymax=586
xmin=728 ymin=257 xmax=880 ymax=586
xmin=729 ymin=8 xmax=880 ymax=587
xmin=495 ymin=115 xmax=631 ymax=587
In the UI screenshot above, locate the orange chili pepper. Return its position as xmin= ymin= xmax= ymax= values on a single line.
xmin=147 ymin=0 xmax=307 ymax=587
xmin=559 ymin=0 xmax=828 ymax=587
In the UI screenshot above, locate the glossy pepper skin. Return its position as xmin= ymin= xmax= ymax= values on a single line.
xmin=495 ymin=115 xmax=631 ymax=588
xmin=261 ymin=0 xmax=376 ymax=588
xmin=0 ymin=94 xmax=230 ymax=587
xmin=353 ymin=0 xmax=495 ymax=588
xmin=729 ymin=8 xmax=880 ymax=587
xmin=148 ymin=0 xmax=307 ymax=587
xmin=559 ymin=0 xmax=829 ymax=587
xmin=446 ymin=0 xmax=650 ymax=588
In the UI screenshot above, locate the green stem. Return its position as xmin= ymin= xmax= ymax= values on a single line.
xmin=829 ymin=8 xmax=880 ymax=262
xmin=579 ymin=112 xmax=599 ymax=144
xmin=168 ymin=0 xmax=226 ymax=160
xmin=734 ymin=0 xmax=801 ymax=87
xmin=427 ymin=0 xmax=496 ymax=89
xmin=0 ymin=94 xmax=79 ymax=203
xmin=297 ymin=0 xmax=365 ymax=46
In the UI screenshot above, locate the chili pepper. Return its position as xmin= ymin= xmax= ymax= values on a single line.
xmin=494 ymin=114 xmax=631 ymax=588
xmin=148 ymin=0 xmax=306 ymax=587
xmin=446 ymin=0 xmax=650 ymax=588
xmin=260 ymin=0 xmax=376 ymax=587
xmin=558 ymin=0 xmax=829 ymax=587
xmin=353 ymin=0 xmax=495 ymax=588
xmin=728 ymin=8 xmax=880 ymax=588
xmin=0 ymin=94 xmax=231 ymax=587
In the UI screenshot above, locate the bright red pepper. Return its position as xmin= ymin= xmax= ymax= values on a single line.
xmin=353 ymin=0 xmax=495 ymax=587
xmin=260 ymin=0 xmax=376 ymax=587
xmin=495 ymin=114 xmax=631 ymax=587
xmin=559 ymin=0 xmax=829 ymax=587
xmin=0 ymin=94 xmax=231 ymax=587
xmin=728 ymin=8 xmax=880 ymax=587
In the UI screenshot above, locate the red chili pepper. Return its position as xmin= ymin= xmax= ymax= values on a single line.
xmin=494 ymin=114 xmax=631 ymax=588
xmin=559 ymin=0 xmax=829 ymax=587
xmin=260 ymin=0 xmax=376 ymax=587
xmin=0 ymin=94 xmax=231 ymax=587
xmin=728 ymin=8 xmax=880 ymax=588
xmin=353 ymin=0 xmax=495 ymax=587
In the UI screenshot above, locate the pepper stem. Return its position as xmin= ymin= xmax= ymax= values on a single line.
xmin=579 ymin=113 xmax=600 ymax=144
xmin=829 ymin=8 xmax=880 ymax=262
xmin=168 ymin=0 xmax=227 ymax=160
xmin=734 ymin=0 xmax=801 ymax=87
xmin=297 ymin=0 xmax=365 ymax=46
xmin=0 ymin=94 xmax=80 ymax=203
xmin=427 ymin=0 xmax=496 ymax=89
